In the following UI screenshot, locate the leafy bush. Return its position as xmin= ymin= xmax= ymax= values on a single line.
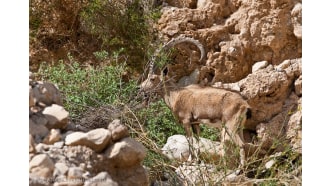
xmin=37 ymin=52 xmax=137 ymax=120
xmin=79 ymin=0 xmax=159 ymax=71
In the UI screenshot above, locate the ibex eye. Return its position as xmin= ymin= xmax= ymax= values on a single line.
xmin=150 ymin=78 xmax=155 ymax=82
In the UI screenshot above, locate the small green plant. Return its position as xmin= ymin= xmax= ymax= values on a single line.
xmin=93 ymin=50 xmax=109 ymax=61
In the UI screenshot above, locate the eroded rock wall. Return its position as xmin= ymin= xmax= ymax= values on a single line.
xmin=156 ymin=0 xmax=301 ymax=83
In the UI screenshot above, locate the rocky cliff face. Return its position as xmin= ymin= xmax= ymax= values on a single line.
xmin=151 ymin=0 xmax=302 ymax=184
xmin=156 ymin=0 xmax=301 ymax=149
xmin=156 ymin=0 xmax=301 ymax=83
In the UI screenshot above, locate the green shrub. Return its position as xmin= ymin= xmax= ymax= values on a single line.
xmin=37 ymin=53 xmax=137 ymax=121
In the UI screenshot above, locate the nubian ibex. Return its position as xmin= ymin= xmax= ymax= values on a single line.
xmin=139 ymin=36 xmax=251 ymax=167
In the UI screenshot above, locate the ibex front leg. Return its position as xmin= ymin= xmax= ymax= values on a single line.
xmin=183 ymin=119 xmax=200 ymax=162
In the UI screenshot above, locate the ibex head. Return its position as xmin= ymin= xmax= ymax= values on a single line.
xmin=140 ymin=36 xmax=205 ymax=94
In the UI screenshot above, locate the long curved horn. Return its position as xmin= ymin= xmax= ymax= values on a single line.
xmin=161 ymin=36 xmax=205 ymax=62
xmin=148 ymin=35 xmax=205 ymax=74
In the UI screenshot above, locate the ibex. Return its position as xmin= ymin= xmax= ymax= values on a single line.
xmin=139 ymin=36 xmax=252 ymax=167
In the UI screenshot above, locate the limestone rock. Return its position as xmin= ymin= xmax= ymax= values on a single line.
xmin=176 ymin=163 xmax=222 ymax=185
xmin=35 ymin=143 xmax=51 ymax=153
xmin=42 ymin=104 xmax=69 ymax=129
xmin=286 ymin=108 xmax=302 ymax=153
xmin=291 ymin=3 xmax=302 ymax=39
xmin=294 ymin=75 xmax=302 ymax=96
xmin=156 ymin=0 xmax=301 ymax=84
xmin=43 ymin=129 xmax=62 ymax=144
xmin=108 ymin=165 xmax=148 ymax=186
xmin=29 ymin=118 xmax=49 ymax=140
xmin=84 ymin=172 xmax=118 ymax=186
xmin=252 ymin=61 xmax=269 ymax=72
xmin=31 ymin=81 xmax=63 ymax=107
xmin=161 ymin=135 xmax=190 ymax=161
xmin=108 ymin=119 xmax=129 ymax=142
xmin=29 ymin=154 xmax=55 ymax=178
xmin=53 ymin=162 xmax=69 ymax=177
xmin=105 ymin=137 xmax=146 ymax=168
xmin=212 ymin=81 xmax=240 ymax=92
xmin=65 ymin=128 xmax=112 ymax=152
xmin=68 ymin=167 xmax=84 ymax=180
xmin=29 ymin=134 xmax=36 ymax=153
xmin=239 ymin=65 xmax=293 ymax=129
xmin=161 ymin=135 xmax=222 ymax=162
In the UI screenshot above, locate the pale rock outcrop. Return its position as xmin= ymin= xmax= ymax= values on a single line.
xmin=65 ymin=128 xmax=112 ymax=153
xmin=156 ymin=0 xmax=301 ymax=83
xmin=105 ymin=137 xmax=146 ymax=168
xmin=239 ymin=65 xmax=292 ymax=129
xmin=256 ymin=93 xmax=301 ymax=153
xmin=43 ymin=104 xmax=69 ymax=129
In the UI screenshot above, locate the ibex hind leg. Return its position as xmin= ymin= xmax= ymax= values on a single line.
xmin=222 ymin=122 xmax=246 ymax=174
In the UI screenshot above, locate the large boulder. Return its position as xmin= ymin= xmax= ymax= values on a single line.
xmin=30 ymin=81 xmax=63 ymax=107
xmin=105 ymin=137 xmax=146 ymax=168
xmin=161 ymin=135 xmax=222 ymax=162
xmin=29 ymin=154 xmax=55 ymax=179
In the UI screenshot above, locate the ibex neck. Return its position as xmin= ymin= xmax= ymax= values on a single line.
xmin=162 ymin=81 xmax=178 ymax=109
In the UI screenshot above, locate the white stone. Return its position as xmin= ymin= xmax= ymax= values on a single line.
xmin=265 ymin=160 xmax=275 ymax=169
xmin=252 ymin=61 xmax=268 ymax=72
xmin=161 ymin=135 xmax=221 ymax=162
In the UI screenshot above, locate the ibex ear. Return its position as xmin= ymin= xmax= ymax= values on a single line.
xmin=162 ymin=67 xmax=168 ymax=76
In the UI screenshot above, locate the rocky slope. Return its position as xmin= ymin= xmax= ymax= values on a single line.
xmin=29 ymin=73 xmax=149 ymax=186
